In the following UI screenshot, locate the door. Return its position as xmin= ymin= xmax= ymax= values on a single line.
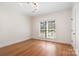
xmin=40 ymin=20 xmax=56 ymax=39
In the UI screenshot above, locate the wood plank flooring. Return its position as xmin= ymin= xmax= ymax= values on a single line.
xmin=0 ymin=39 xmax=76 ymax=56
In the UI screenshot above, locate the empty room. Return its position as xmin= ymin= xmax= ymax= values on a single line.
xmin=0 ymin=2 xmax=78 ymax=56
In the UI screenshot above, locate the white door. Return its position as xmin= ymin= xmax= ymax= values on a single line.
xmin=72 ymin=17 xmax=76 ymax=48
xmin=72 ymin=4 xmax=76 ymax=49
xmin=40 ymin=21 xmax=56 ymax=39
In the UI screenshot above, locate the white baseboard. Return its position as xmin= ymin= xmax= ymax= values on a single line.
xmin=33 ymin=37 xmax=71 ymax=45
xmin=71 ymin=43 xmax=79 ymax=56
xmin=74 ymin=48 xmax=79 ymax=56
xmin=0 ymin=36 xmax=31 ymax=48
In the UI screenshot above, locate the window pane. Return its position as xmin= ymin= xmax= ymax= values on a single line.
xmin=40 ymin=30 xmax=46 ymax=33
xmin=48 ymin=21 xmax=55 ymax=30
xmin=47 ymin=21 xmax=55 ymax=38
xmin=47 ymin=30 xmax=56 ymax=38
xmin=40 ymin=21 xmax=47 ymax=30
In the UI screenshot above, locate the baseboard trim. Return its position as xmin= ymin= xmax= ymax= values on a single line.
xmin=73 ymin=48 xmax=79 ymax=56
xmin=0 ymin=38 xmax=32 ymax=48
xmin=32 ymin=38 xmax=71 ymax=46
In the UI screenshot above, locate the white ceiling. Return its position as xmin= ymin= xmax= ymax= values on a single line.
xmin=0 ymin=2 xmax=73 ymax=16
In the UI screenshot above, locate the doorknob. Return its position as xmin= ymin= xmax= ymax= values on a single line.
xmin=73 ymin=33 xmax=76 ymax=35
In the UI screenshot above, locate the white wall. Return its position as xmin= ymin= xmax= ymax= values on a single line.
xmin=0 ymin=5 xmax=72 ymax=48
xmin=32 ymin=9 xmax=72 ymax=44
xmin=0 ymin=7 xmax=31 ymax=47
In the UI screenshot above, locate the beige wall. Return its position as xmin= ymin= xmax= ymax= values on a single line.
xmin=0 ymin=8 xmax=31 ymax=47
xmin=32 ymin=9 xmax=72 ymax=44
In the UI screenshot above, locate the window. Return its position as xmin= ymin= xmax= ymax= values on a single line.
xmin=40 ymin=20 xmax=56 ymax=39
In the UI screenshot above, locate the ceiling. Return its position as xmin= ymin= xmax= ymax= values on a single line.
xmin=0 ymin=2 xmax=73 ymax=16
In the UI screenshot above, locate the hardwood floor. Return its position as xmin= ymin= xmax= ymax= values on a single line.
xmin=0 ymin=39 xmax=76 ymax=56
